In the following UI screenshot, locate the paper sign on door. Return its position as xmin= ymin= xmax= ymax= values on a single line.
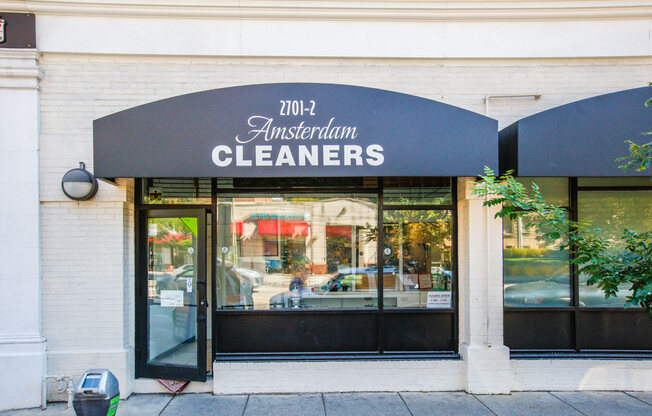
xmin=160 ymin=290 xmax=184 ymax=307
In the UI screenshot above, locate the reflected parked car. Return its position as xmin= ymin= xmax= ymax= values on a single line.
xmin=233 ymin=265 xmax=264 ymax=287
xmin=217 ymin=259 xmax=265 ymax=287
xmin=269 ymin=266 xmax=397 ymax=309
xmin=214 ymin=261 xmax=254 ymax=309
xmin=504 ymin=274 xmax=628 ymax=307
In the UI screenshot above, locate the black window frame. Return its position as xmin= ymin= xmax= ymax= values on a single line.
xmin=504 ymin=177 xmax=652 ymax=357
xmin=135 ymin=177 xmax=460 ymax=368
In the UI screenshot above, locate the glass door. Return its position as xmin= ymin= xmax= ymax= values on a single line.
xmin=137 ymin=209 xmax=207 ymax=381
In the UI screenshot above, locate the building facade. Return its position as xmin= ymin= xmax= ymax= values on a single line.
xmin=1 ymin=1 xmax=651 ymax=411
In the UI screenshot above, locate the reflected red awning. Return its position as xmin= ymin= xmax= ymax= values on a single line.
xmin=326 ymin=225 xmax=351 ymax=238
xmin=257 ymin=219 xmax=309 ymax=236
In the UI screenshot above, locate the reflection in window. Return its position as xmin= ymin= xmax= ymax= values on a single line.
xmin=515 ymin=177 xmax=569 ymax=206
xmin=383 ymin=177 xmax=452 ymax=205
xmin=216 ymin=194 xmax=378 ymax=310
xmin=147 ymin=217 xmax=198 ymax=366
xmin=578 ymin=190 xmax=652 ymax=307
xmin=140 ymin=178 xmax=211 ymax=204
xmin=383 ymin=210 xmax=453 ymax=308
xmin=503 ymin=213 xmax=570 ymax=307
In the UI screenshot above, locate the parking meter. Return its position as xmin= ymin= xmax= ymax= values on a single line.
xmin=73 ymin=369 xmax=120 ymax=416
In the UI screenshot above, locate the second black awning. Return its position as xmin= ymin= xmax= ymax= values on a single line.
xmin=500 ymin=87 xmax=652 ymax=176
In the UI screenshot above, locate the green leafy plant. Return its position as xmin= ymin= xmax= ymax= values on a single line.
xmin=474 ymin=167 xmax=652 ymax=316
xmin=617 ymin=139 xmax=652 ymax=173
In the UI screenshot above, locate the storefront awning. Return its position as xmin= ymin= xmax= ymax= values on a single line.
xmin=500 ymin=87 xmax=652 ymax=176
xmin=93 ymin=83 xmax=497 ymax=178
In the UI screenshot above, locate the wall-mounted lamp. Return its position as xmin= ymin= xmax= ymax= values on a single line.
xmin=61 ymin=162 xmax=98 ymax=201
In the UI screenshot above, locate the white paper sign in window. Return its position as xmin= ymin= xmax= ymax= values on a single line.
xmin=160 ymin=290 xmax=184 ymax=307
xmin=426 ymin=291 xmax=451 ymax=308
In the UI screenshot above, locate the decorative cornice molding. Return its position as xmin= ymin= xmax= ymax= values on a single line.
xmin=0 ymin=50 xmax=43 ymax=89
xmin=0 ymin=334 xmax=46 ymax=345
xmin=1 ymin=1 xmax=651 ymax=21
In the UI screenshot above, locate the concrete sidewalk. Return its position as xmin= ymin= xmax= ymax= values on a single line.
xmin=2 ymin=391 xmax=652 ymax=416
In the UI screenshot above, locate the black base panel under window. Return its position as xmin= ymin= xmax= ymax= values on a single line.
xmin=383 ymin=312 xmax=455 ymax=352
xmin=579 ymin=310 xmax=652 ymax=350
xmin=504 ymin=311 xmax=574 ymax=350
xmin=215 ymin=312 xmax=377 ymax=353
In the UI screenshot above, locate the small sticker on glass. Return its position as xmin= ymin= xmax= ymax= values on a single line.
xmin=186 ymin=278 xmax=193 ymax=293
xmin=148 ymin=223 xmax=157 ymax=237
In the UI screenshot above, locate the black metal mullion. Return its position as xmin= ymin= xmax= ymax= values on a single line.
xmin=197 ymin=210 xmax=208 ymax=378
xmin=211 ymin=178 xmax=218 ymax=361
xmin=138 ymin=204 xmax=212 ymax=209
xmin=451 ymin=177 xmax=459 ymax=352
xmin=570 ymin=177 xmax=580 ymax=352
xmin=576 ymin=186 xmax=652 ymax=191
xmin=377 ymin=178 xmax=385 ymax=354
xmin=134 ymin=178 xmax=147 ymax=377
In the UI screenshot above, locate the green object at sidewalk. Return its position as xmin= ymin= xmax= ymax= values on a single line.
xmin=107 ymin=396 xmax=119 ymax=416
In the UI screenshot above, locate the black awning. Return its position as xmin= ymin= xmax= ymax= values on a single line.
xmin=500 ymin=87 xmax=652 ymax=176
xmin=93 ymin=83 xmax=497 ymax=178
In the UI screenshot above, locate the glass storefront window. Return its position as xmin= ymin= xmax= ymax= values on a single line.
xmin=141 ymin=178 xmax=212 ymax=204
xmin=383 ymin=177 xmax=452 ymax=205
xmin=578 ymin=190 xmax=652 ymax=307
xmin=515 ymin=177 xmax=569 ymax=206
xmin=383 ymin=210 xmax=453 ymax=308
xmin=503 ymin=212 xmax=571 ymax=307
xmin=215 ymin=193 xmax=378 ymax=310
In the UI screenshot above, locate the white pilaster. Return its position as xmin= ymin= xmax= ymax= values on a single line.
xmin=457 ymin=177 xmax=510 ymax=394
xmin=0 ymin=50 xmax=46 ymax=411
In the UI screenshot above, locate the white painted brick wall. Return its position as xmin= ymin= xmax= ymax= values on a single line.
xmin=41 ymin=196 xmax=135 ymax=399
xmin=37 ymin=54 xmax=652 ymax=395
xmin=213 ymin=360 xmax=464 ymax=394
xmin=512 ymin=360 xmax=652 ymax=391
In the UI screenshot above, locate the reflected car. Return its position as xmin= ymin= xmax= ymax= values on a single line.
xmin=504 ymin=275 xmax=629 ymax=307
xmin=216 ymin=259 xmax=265 ymax=287
xmin=232 ymin=265 xmax=264 ymax=287
xmin=269 ymin=266 xmax=397 ymax=309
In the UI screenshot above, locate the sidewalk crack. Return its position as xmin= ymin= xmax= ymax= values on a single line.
xmin=472 ymin=394 xmax=498 ymax=416
xmin=549 ymin=392 xmax=588 ymax=416
xmin=158 ymin=395 xmax=175 ymax=416
xmin=623 ymin=391 xmax=652 ymax=407
xmin=397 ymin=392 xmax=415 ymax=416
xmin=241 ymin=394 xmax=250 ymax=416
